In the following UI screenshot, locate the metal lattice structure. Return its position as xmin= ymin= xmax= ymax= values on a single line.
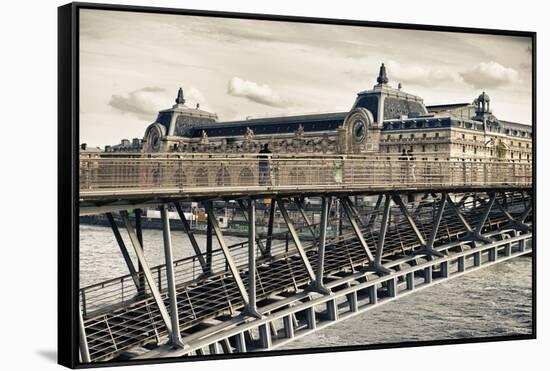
xmin=78 ymin=154 xmax=533 ymax=363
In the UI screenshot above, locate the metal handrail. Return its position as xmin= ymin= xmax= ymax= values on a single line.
xmin=79 ymin=154 xmax=532 ymax=194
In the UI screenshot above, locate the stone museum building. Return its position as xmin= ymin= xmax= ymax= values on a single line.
xmin=104 ymin=64 xmax=532 ymax=161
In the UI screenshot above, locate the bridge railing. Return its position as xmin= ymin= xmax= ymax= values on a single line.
xmin=79 ymin=153 xmax=532 ymax=193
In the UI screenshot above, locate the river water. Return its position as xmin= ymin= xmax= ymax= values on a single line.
xmin=80 ymin=225 xmax=532 ymax=348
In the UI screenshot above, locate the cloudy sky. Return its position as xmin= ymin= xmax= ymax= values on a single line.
xmin=80 ymin=9 xmax=532 ymax=147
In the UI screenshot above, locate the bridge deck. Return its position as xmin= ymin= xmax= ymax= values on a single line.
xmin=79 ymin=155 xmax=531 ymax=215
xmin=80 ymin=193 xmax=532 ymax=362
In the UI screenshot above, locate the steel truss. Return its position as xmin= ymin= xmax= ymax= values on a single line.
xmin=78 ymin=190 xmax=533 ymax=363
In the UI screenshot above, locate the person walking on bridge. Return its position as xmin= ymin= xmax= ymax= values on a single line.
xmin=259 ymin=143 xmax=272 ymax=186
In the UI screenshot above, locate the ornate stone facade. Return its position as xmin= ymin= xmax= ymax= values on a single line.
xmin=106 ymin=64 xmax=532 ymax=161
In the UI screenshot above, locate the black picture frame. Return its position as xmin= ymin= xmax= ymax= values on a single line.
xmin=58 ymin=2 xmax=536 ymax=368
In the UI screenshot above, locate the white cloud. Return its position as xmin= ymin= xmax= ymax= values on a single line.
xmin=461 ymin=61 xmax=520 ymax=89
xmin=108 ymin=87 xmax=168 ymax=120
xmin=227 ymin=77 xmax=292 ymax=108
xmin=386 ymin=60 xmax=464 ymax=87
xmin=108 ymin=86 xmax=211 ymax=119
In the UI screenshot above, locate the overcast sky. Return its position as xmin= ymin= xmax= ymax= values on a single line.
xmin=80 ymin=9 xmax=532 ymax=147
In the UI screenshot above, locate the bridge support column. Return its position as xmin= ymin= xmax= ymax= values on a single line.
xmin=406 ymin=272 xmax=415 ymax=290
xmin=174 ymin=203 xmax=208 ymax=274
xmin=259 ymin=323 xmax=272 ymax=349
xmin=238 ymin=199 xmax=267 ymax=256
xmin=373 ymin=195 xmax=393 ymax=274
xmin=473 ymin=252 xmax=481 ymax=267
xmin=440 ymin=261 xmax=449 ymax=278
xmin=283 ymin=315 xmax=295 ymax=338
xmin=488 ymin=247 xmax=497 ymax=262
xmin=160 ymin=205 xmax=185 ymax=348
xmin=208 ymin=343 xmax=220 ymax=355
xmin=306 ymin=307 xmax=316 ymax=329
xmin=120 ymin=211 xmax=176 ymax=342
xmin=106 ymin=213 xmax=141 ymax=291
xmin=387 ymin=277 xmax=397 ymax=297
xmin=134 ymin=209 xmax=146 ymax=295
xmin=327 ymin=299 xmax=338 ymax=321
xmin=235 ymin=332 xmax=247 ymax=352
xmin=347 ymin=291 xmax=359 ymax=312
xmin=206 ymin=202 xmax=213 ymax=275
xmin=276 ymin=198 xmax=316 ymax=282
xmin=519 ymin=239 xmax=527 ymax=252
xmin=204 ymin=202 xmax=252 ymax=312
xmin=79 ymin=307 xmax=91 ymax=363
xmin=265 ymin=200 xmax=276 ymax=256
xmin=368 ymin=285 xmax=378 ymax=305
xmin=458 ymin=256 xmax=466 ymax=272
xmin=424 ymin=266 xmax=433 ymax=284
xmin=309 ymin=196 xmax=331 ymax=295
xmin=244 ymin=199 xmax=262 ymax=319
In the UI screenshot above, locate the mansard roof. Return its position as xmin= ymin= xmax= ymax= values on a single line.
xmin=188 ymin=112 xmax=347 ymax=138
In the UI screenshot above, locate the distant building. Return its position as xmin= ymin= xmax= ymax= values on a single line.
xmin=108 ymin=63 xmax=532 ymax=161
xmin=105 ymin=138 xmax=144 ymax=152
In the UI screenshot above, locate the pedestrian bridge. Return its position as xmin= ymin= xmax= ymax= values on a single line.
xmin=77 ymin=153 xmax=533 ymax=364
xmin=79 ymin=153 xmax=531 ymax=215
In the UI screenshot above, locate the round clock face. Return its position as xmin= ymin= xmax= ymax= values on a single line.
xmin=149 ymin=130 xmax=161 ymax=151
xmin=353 ymin=119 xmax=366 ymax=143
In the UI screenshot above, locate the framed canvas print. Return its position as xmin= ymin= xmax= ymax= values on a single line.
xmin=58 ymin=2 xmax=536 ymax=368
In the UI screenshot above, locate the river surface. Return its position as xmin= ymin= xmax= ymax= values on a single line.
xmin=80 ymin=224 xmax=533 ymax=348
